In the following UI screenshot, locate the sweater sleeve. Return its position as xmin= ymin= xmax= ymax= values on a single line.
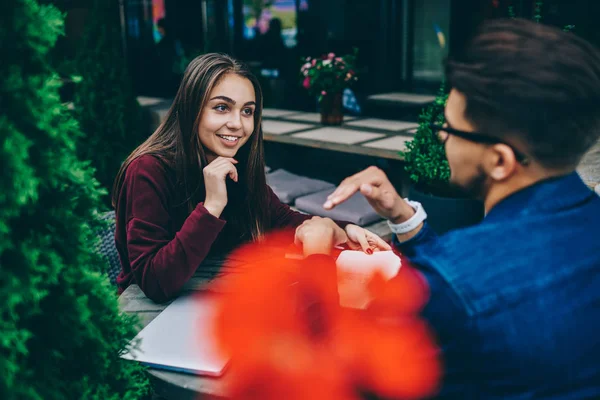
xmin=124 ymin=158 xmax=226 ymax=302
xmin=267 ymin=185 xmax=313 ymax=229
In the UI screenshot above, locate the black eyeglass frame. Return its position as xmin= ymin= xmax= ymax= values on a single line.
xmin=429 ymin=122 xmax=530 ymax=165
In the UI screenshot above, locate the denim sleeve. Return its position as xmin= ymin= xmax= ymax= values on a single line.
xmin=391 ymin=222 xmax=439 ymax=259
xmin=417 ymin=263 xmax=477 ymax=398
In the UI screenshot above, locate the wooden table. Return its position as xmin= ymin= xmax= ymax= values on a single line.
xmin=118 ymin=248 xmax=291 ymax=400
xmin=261 ymin=109 xmax=419 ymax=161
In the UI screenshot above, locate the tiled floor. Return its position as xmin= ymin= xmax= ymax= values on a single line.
xmin=262 ymin=108 xmax=299 ymax=118
xmin=367 ymin=92 xmax=436 ymax=104
xmin=262 ymin=120 xmax=313 ymax=135
xmin=285 ymin=112 xmax=358 ymax=124
xmin=361 ymin=135 xmax=413 ymax=152
xmin=291 ymin=127 xmax=385 ymax=145
xmin=137 ymin=96 xmax=167 ymax=106
xmin=345 ymin=118 xmax=419 ymax=132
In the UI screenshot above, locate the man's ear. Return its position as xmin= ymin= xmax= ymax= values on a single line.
xmin=484 ymin=143 xmax=519 ymax=181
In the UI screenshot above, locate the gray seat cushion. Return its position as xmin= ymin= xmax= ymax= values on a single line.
xmin=266 ymin=169 xmax=335 ymax=204
xmin=295 ymin=189 xmax=383 ymax=226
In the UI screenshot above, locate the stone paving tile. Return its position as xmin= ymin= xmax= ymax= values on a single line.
xmin=262 ymin=120 xmax=313 ymax=135
xmin=262 ymin=108 xmax=299 ymax=118
xmin=137 ymin=96 xmax=167 ymax=106
xmin=345 ymin=118 xmax=419 ymax=132
xmin=291 ymin=127 xmax=384 ymax=144
xmin=361 ymin=135 xmax=413 ymax=152
xmin=367 ymin=92 xmax=436 ymax=104
xmin=285 ymin=112 xmax=358 ymax=123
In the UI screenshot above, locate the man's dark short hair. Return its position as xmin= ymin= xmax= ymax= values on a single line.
xmin=446 ymin=18 xmax=600 ymax=169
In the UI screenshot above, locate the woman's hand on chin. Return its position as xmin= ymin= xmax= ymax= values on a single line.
xmin=203 ymin=156 xmax=238 ymax=218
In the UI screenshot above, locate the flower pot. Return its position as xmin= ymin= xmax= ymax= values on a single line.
xmin=320 ymin=92 xmax=343 ymax=126
xmin=408 ymin=185 xmax=484 ymax=235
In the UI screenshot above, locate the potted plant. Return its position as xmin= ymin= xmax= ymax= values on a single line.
xmin=300 ymin=49 xmax=359 ymax=125
xmin=401 ymin=84 xmax=485 ymax=234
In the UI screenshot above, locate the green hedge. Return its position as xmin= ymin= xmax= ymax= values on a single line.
xmin=72 ymin=0 xmax=145 ymax=204
xmin=0 ymin=1 xmax=150 ymax=398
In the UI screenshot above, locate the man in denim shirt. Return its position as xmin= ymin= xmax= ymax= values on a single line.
xmin=298 ymin=19 xmax=600 ymax=398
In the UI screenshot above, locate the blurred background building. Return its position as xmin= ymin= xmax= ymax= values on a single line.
xmin=52 ymin=0 xmax=600 ymax=111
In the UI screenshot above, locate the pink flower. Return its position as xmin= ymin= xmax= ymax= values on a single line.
xmin=312 ymin=59 xmax=317 ymax=66
xmin=328 ymin=52 xmax=335 ymax=60
xmin=303 ymin=77 xmax=311 ymax=89
xmin=335 ymin=57 xmax=343 ymax=62
xmin=321 ymin=90 xmax=327 ymax=96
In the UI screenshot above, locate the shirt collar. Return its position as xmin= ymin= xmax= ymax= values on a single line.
xmin=485 ymin=172 xmax=594 ymax=222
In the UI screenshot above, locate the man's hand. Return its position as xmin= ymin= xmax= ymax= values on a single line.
xmin=294 ymin=217 xmax=348 ymax=257
xmin=324 ymin=166 xmax=415 ymax=223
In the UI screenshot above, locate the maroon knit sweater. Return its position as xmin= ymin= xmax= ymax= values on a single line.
xmin=114 ymin=155 xmax=317 ymax=302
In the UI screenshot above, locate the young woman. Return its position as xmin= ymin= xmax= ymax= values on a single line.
xmin=112 ymin=53 xmax=389 ymax=302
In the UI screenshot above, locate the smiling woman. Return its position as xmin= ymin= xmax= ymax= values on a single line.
xmin=110 ymin=53 xmax=389 ymax=302
xmin=199 ymin=75 xmax=257 ymax=162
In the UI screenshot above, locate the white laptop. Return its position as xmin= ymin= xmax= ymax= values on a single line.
xmin=121 ymin=250 xmax=401 ymax=375
xmin=121 ymin=293 xmax=228 ymax=376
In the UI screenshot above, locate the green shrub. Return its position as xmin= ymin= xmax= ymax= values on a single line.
xmin=401 ymin=85 xmax=450 ymax=195
xmin=0 ymin=1 xmax=150 ymax=398
xmin=72 ymin=0 xmax=146 ymax=205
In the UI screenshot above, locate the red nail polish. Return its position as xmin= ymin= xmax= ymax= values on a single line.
xmin=366 ymin=248 xmax=373 ymax=255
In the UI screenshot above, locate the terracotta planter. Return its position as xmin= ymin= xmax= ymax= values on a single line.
xmin=320 ymin=92 xmax=343 ymax=125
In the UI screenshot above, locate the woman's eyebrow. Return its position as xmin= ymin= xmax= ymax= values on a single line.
xmin=209 ymin=95 xmax=235 ymax=104
xmin=209 ymin=97 xmax=256 ymax=107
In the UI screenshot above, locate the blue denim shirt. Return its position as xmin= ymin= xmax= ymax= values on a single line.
xmin=394 ymin=172 xmax=600 ymax=399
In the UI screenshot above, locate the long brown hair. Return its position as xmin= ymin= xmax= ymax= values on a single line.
xmin=112 ymin=53 xmax=269 ymax=240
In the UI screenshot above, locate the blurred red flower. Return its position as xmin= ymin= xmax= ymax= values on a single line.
xmin=210 ymin=230 xmax=442 ymax=400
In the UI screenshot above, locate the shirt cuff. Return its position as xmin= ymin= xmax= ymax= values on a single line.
xmin=392 ymin=222 xmax=435 ymax=251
